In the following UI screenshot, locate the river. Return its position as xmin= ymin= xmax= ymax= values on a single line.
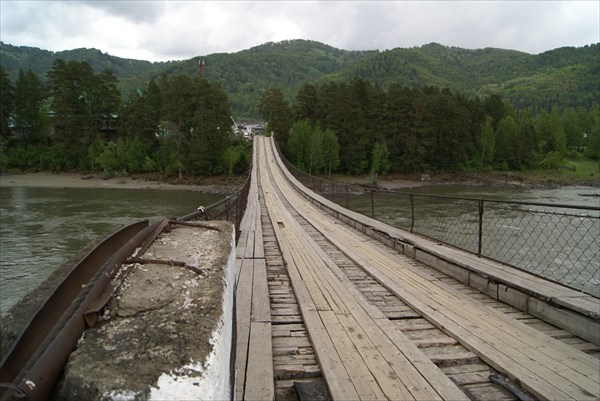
xmin=0 ymin=186 xmax=224 ymax=315
xmin=1 ymin=183 xmax=598 ymax=315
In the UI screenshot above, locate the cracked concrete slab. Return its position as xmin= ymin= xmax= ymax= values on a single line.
xmin=52 ymin=221 xmax=235 ymax=401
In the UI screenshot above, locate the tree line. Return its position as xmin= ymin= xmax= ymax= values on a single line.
xmin=0 ymin=60 xmax=250 ymax=176
xmin=1 ymin=60 xmax=597 ymax=179
xmin=259 ymin=79 xmax=599 ymax=178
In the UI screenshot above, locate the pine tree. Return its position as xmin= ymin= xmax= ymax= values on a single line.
xmin=0 ymin=66 xmax=14 ymax=138
xmin=97 ymin=69 xmax=121 ymax=138
xmin=13 ymin=69 xmax=47 ymax=142
xmin=516 ymin=109 xmax=537 ymax=168
xmin=189 ymin=79 xmax=232 ymax=174
xmin=47 ymin=59 xmax=99 ymax=168
xmin=294 ymin=83 xmax=318 ymax=122
xmin=258 ymin=87 xmax=293 ymax=149
xmin=495 ymin=116 xmax=517 ymax=168
xmin=479 ymin=116 xmax=495 ymax=167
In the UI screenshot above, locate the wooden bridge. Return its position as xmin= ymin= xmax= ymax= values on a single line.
xmin=234 ymin=135 xmax=599 ymax=401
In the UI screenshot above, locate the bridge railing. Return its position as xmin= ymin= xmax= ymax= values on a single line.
xmin=277 ymin=147 xmax=600 ymax=297
xmin=179 ymin=169 xmax=252 ymax=241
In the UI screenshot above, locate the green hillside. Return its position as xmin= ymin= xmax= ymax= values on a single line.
xmin=0 ymin=42 xmax=170 ymax=81
xmin=1 ymin=39 xmax=598 ymax=117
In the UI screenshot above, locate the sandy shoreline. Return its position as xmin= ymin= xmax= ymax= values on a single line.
xmin=0 ymin=172 xmax=241 ymax=194
xmin=2 ymin=170 xmax=596 ymax=194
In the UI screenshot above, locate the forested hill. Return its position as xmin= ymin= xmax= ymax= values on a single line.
xmin=0 ymin=42 xmax=172 ymax=83
xmin=1 ymin=39 xmax=598 ymax=117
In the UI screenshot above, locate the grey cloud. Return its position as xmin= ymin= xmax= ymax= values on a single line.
xmin=79 ymin=1 xmax=166 ymax=24
xmin=1 ymin=2 xmax=97 ymax=50
xmin=1 ymin=1 xmax=597 ymax=62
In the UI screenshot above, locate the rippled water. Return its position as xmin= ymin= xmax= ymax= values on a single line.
xmin=0 ymin=186 xmax=224 ymax=314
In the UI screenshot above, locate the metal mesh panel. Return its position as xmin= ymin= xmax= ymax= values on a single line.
xmin=481 ymin=202 xmax=600 ymax=293
xmin=411 ymin=196 xmax=480 ymax=254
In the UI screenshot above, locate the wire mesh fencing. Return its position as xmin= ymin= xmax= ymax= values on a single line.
xmin=480 ymin=200 xmax=599 ymax=293
xmin=279 ymin=150 xmax=600 ymax=297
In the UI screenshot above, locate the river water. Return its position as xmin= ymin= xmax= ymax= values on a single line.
xmin=0 ymin=186 xmax=223 ymax=315
xmin=1 ymin=183 xmax=599 ymax=315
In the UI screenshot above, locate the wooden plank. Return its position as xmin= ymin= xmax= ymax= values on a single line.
xmin=251 ymin=259 xmax=271 ymax=323
xmin=273 ymin=354 xmax=318 ymax=365
xmin=235 ymin=258 xmax=243 ymax=287
xmin=272 ymin=336 xmax=312 ymax=349
xmin=276 ymin=224 xmax=331 ymax=312
xmin=271 ymin=315 xmax=304 ymax=324
xmin=244 ymin=230 xmax=256 ymax=259
xmin=319 ymin=310 xmax=388 ymax=401
xmin=294 ymin=248 xmax=349 ymax=314
xmin=236 ymin=229 xmax=249 ymax=259
xmin=347 ymin=300 xmax=466 ymax=401
xmin=394 ymin=318 xmax=437 ymax=331
xmin=296 ymin=300 xmax=361 ymax=399
xmin=335 ymin=313 xmax=421 ymax=401
xmin=254 ymin=212 xmax=265 ymax=259
xmin=260 ymin=140 xmax=407 ymax=400
xmin=245 ymin=321 xmax=275 ymax=400
xmin=351 ymin=252 xmax=591 ymax=398
xmin=463 ymin=383 xmax=515 ymax=400
xmin=265 ymin=191 xmax=382 ymax=398
xmin=234 ymin=258 xmax=254 ymax=401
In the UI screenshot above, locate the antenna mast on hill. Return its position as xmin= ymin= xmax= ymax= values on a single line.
xmin=198 ymin=59 xmax=205 ymax=80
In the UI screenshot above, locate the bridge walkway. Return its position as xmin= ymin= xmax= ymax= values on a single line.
xmin=235 ymin=135 xmax=600 ymax=401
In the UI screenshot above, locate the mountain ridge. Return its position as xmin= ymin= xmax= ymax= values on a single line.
xmin=1 ymin=39 xmax=598 ymax=117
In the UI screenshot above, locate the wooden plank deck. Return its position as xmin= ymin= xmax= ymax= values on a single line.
xmin=256 ymin=135 xmax=600 ymax=401
xmin=235 ymin=141 xmax=274 ymax=401
xmin=234 ymin=135 xmax=599 ymax=400
xmin=257 ymin=137 xmax=468 ymax=401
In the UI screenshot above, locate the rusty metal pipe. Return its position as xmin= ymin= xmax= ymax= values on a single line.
xmin=12 ymin=219 xmax=167 ymax=400
xmin=84 ymin=219 xmax=171 ymax=325
xmin=0 ymin=220 xmax=149 ymax=398
xmin=0 ymin=219 xmax=175 ymax=400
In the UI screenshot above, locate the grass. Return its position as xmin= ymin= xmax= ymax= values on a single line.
xmin=522 ymin=159 xmax=599 ymax=182
xmin=325 ymin=158 xmax=599 ymax=188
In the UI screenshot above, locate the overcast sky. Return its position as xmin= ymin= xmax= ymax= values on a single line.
xmin=1 ymin=1 xmax=598 ymax=62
